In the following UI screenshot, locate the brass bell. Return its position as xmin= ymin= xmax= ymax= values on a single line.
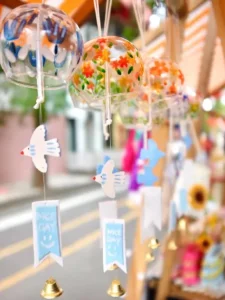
xmin=168 ymin=239 xmax=178 ymax=251
xmin=145 ymin=252 xmax=155 ymax=263
xmin=148 ymin=238 xmax=160 ymax=250
xmin=41 ymin=278 xmax=63 ymax=299
xmin=107 ymin=279 xmax=126 ymax=297
xmin=108 ymin=264 xmax=118 ymax=271
xmin=178 ymin=217 xmax=187 ymax=231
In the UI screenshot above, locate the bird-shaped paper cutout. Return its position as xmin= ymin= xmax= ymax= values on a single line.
xmin=138 ymin=166 xmax=158 ymax=186
xmin=183 ymin=134 xmax=193 ymax=150
xmin=93 ymin=157 xmax=125 ymax=199
xmin=21 ymin=125 xmax=60 ymax=173
xmin=140 ymin=139 xmax=165 ymax=169
xmin=137 ymin=139 xmax=165 ymax=186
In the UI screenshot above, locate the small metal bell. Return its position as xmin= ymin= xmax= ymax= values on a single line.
xmin=178 ymin=217 xmax=187 ymax=231
xmin=108 ymin=264 xmax=119 ymax=271
xmin=145 ymin=252 xmax=155 ymax=263
xmin=168 ymin=239 xmax=178 ymax=251
xmin=148 ymin=238 xmax=160 ymax=250
xmin=41 ymin=278 xmax=63 ymax=299
xmin=107 ymin=279 xmax=126 ymax=298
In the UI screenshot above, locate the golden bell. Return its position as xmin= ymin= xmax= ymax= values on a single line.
xmin=108 ymin=264 xmax=118 ymax=271
xmin=178 ymin=217 xmax=187 ymax=231
xmin=107 ymin=279 xmax=126 ymax=297
xmin=145 ymin=252 xmax=155 ymax=263
xmin=41 ymin=278 xmax=63 ymax=299
xmin=148 ymin=238 xmax=160 ymax=250
xmin=168 ymin=239 xmax=178 ymax=251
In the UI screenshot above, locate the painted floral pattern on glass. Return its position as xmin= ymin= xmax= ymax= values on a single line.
xmin=71 ymin=36 xmax=144 ymax=104
xmin=148 ymin=58 xmax=184 ymax=98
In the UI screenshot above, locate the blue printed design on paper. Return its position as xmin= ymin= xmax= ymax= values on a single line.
xmin=137 ymin=139 xmax=165 ymax=186
xmin=96 ymin=156 xmax=118 ymax=175
xmin=179 ymin=188 xmax=189 ymax=215
xmin=105 ymin=222 xmax=124 ymax=266
xmin=36 ymin=205 xmax=61 ymax=261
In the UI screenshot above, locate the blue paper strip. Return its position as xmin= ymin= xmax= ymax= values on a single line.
xmin=35 ymin=205 xmax=61 ymax=262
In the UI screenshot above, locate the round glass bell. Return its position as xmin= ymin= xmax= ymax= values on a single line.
xmin=0 ymin=4 xmax=83 ymax=89
xmin=148 ymin=57 xmax=184 ymax=99
xmin=69 ymin=36 xmax=144 ymax=110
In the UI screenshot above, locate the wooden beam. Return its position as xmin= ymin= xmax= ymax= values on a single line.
xmin=133 ymin=0 xmax=207 ymax=50
xmin=65 ymin=0 xmax=105 ymax=26
xmin=0 ymin=0 xmax=24 ymax=8
xmin=197 ymin=7 xmax=217 ymax=97
xmin=212 ymin=0 xmax=225 ymax=60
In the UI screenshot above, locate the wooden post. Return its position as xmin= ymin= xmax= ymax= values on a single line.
xmin=126 ymin=125 xmax=169 ymax=300
xmin=212 ymin=0 xmax=225 ymax=207
xmin=212 ymin=0 xmax=225 ymax=60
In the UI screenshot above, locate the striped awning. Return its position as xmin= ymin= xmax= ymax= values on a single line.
xmin=145 ymin=0 xmax=225 ymax=94
xmin=0 ymin=0 xmax=102 ymax=25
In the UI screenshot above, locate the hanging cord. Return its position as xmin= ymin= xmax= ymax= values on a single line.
xmin=103 ymin=0 xmax=113 ymax=36
xmin=132 ymin=0 xmax=152 ymax=149
xmin=93 ymin=0 xmax=113 ymax=140
xmin=34 ymin=9 xmax=44 ymax=110
xmin=93 ymin=0 xmax=102 ymax=36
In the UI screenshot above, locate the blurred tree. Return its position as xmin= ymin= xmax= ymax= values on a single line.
xmin=0 ymin=73 xmax=69 ymax=188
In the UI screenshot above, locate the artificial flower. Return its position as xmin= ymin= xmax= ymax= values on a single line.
xmin=197 ymin=232 xmax=213 ymax=253
xmin=188 ymin=184 xmax=208 ymax=211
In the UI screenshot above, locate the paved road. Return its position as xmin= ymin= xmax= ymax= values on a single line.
xmin=0 ymin=186 xmax=137 ymax=300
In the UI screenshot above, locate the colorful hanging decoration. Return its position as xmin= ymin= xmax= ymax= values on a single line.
xmin=70 ymin=36 xmax=144 ymax=109
xmin=0 ymin=4 xmax=83 ymax=108
xmin=32 ymin=201 xmax=63 ymax=267
xmin=137 ymin=139 xmax=165 ymax=186
xmin=93 ymin=156 xmax=126 ymax=199
xmin=201 ymin=244 xmax=224 ymax=286
xmin=181 ymin=244 xmax=203 ymax=286
xmin=148 ymin=57 xmax=184 ymax=99
xmin=21 ymin=125 xmax=61 ymax=173
xmin=122 ymin=129 xmax=136 ymax=173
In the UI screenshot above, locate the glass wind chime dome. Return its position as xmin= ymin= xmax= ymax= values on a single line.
xmin=0 ymin=4 xmax=83 ymax=89
xmin=69 ymin=36 xmax=144 ymax=110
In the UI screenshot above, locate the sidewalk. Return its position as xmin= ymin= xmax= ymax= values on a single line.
xmin=0 ymin=173 xmax=94 ymax=207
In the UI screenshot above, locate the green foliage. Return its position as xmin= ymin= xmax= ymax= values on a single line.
xmin=122 ymin=26 xmax=139 ymax=41
xmin=146 ymin=0 xmax=165 ymax=9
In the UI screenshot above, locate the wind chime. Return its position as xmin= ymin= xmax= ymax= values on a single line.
xmin=0 ymin=2 xmax=83 ymax=299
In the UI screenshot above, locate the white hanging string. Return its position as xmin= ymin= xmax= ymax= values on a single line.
xmin=103 ymin=0 xmax=113 ymax=37
xmin=132 ymin=0 xmax=152 ymax=149
xmin=34 ymin=10 xmax=44 ymax=110
xmin=132 ymin=0 xmax=145 ymax=51
xmin=93 ymin=0 xmax=102 ymax=37
xmin=93 ymin=0 xmax=113 ymax=140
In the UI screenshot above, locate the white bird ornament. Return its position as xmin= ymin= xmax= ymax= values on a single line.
xmin=93 ymin=156 xmax=126 ymax=199
xmin=21 ymin=125 xmax=61 ymax=173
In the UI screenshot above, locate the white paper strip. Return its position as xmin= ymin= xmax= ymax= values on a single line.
xmin=140 ymin=186 xmax=162 ymax=242
xmin=99 ymin=200 xmax=117 ymax=248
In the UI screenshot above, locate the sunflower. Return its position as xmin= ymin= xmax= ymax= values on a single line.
xmin=196 ymin=232 xmax=213 ymax=253
xmin=188 ymin=184 xmax=208 ymax=211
